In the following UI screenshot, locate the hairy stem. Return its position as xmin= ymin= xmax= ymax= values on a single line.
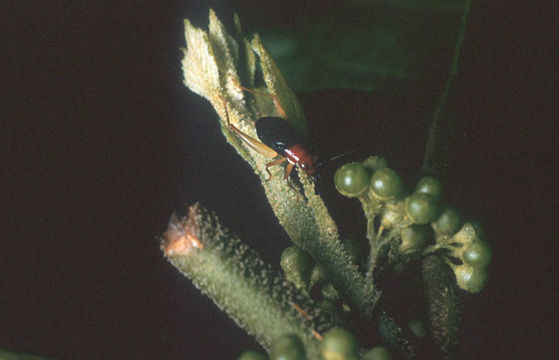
xmin=422 ymin=254 xmax=461 ymax=358
xmin=161 ymin=204 xmax=336 ymax=358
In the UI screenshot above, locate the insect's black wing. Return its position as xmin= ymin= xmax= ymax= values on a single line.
xmin=255 ymin=117 xmax=301 ymax=153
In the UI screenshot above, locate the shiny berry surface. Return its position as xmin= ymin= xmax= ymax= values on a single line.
xmin=462 ymin=240 xmax=492 ymax=268
xmin=270 ymin=334 xmax=306 ymax=360
xmin=405 ymin=193 xmax=441 ymax=224
xmin=454 ymin=264 xmax=488 ymax=293
xmin=320 ymin=327 xmax=359 ymax=359
xmin=415 ymin=176 xmax=443 ymax=200
xmin=370 ymin=168 xmax=403 ymax=200
xmin=334 ymin=163 xmax=371 ymax=197
xmin=433 ymin=206 xmax=462 ymax=235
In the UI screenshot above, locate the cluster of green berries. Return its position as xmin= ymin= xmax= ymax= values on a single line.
xmin=237 ymin=328 xmax=392 ymax=360
xmin=444 ymin=223 xmax=491 ymax=293
xmin=333 ymin=156 xmax=491 ymax=293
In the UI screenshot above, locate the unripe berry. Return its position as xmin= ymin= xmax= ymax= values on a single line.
xmin=415 ymin=176 xmax=443 ymax=201
xmin=405 ymin=193 xmax=441 ymax=224
xmin=362 ymin=346 xmax=392 ymax=360
xmin=320 ymin=327 xmax=359 ymax=360
xmin=270 ymin=333 xmax=306 ymax=360
xmin=453 ymin=263 xmax=488 ymax=293
xmin=433 ymin=206 xmax=462 ymax=235
xmin=334 ymin=163 xmax=370 ymax=197
xmin=462 ymin=240 xmax=492 ymax=268
xmin=281 ymin=246 xmax=313 ymax=290
xmin=399 ymin=225 xmax=432 ymax=253
xmin=362 ymin=156 xmax=389 ymax=173
xmin=237 ymin=350 xmax=267 ymax=360
xmin=370 ymin=168 xmax=403 ymax=200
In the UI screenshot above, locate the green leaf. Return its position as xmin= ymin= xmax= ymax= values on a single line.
xmin=257 ymin=2 xmax=469 ymax=95
xmin=0 ymin=351 xmax=55 ymax=360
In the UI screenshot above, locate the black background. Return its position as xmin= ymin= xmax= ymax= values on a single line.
xmin=3 ymin=1 xmax=556 ymax=359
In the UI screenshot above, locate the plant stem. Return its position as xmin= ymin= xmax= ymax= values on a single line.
xmin=422 ymin=255 xmax=461 ymax=358
xmin=161 ymin=204 xmax=333 ymax=358
xmin=422 ymin=0 xmax=473 ymax=176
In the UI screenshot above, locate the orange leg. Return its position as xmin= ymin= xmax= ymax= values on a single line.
xmin=232 ymin=80 xmax=288 ymax=119
xmin=218 ymin=94 xmax=300 ymax=194
xmin=283 ymin=162 xmax=299 ymax=193
xmin=266 ymin=158 xmax=300 ymax=196
xmin=265 ymin=157 xmax=287 ymax=180
xmin=218 ymin=95 xmax=278 ymax=158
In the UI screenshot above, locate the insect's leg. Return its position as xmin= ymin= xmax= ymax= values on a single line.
xmin=264 ymin=157 xmax=287 ymax=180
xmin=218 ymin=95 xmax=279 ymax=158
xmin=232 ymin=81 xmax=288 ymax=119
xmin=283 ymin=162 xmax=300 ymax=193
xmin=283 ymin=162 xmax=294 ymax=181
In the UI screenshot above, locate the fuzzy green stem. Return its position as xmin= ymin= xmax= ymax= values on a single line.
xmin=161 ymin=204 xmax=333 ymax=358
xmin=422 ymin=254 xmax=461 ymax=358
xmin=422 ymin=0 xmax=473 ymax=176
xmin=378 ymin=311 xmax=416 ymax=359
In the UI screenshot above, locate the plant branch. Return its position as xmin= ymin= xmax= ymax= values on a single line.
xmin=422 ymin=254 xmax=461 ymax=358
xmin=161 ymin=204 xmax=334 ymax=358
xmin=181 ymin=10 xmax=376 ymax=316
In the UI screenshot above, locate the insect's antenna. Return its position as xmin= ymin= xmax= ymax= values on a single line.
xmin=317 ymin=148 xmax=357 ymax=168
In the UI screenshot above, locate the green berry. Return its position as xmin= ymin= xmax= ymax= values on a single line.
xmin=462 ymin=240 xmax=492 ymax=268
xmin=281 ymin=246 xmax=313 ymax=289
xmin=433 ymin=206 xmax=462 ymax=235
xmin=320 ymin=327 xmax=359 ymax=360
xmin=415 ymin=176 xmax=443 ymax=200
xmin=270 ymin=333 xmax=306 ymax=360
xmin=399 ymin=225 xmax=432 ymax=253
xmin=370 ymin=168 xmax=403 ymax=200
xmin=238 ymin=350 xmax=267 ymax=360
xmin=334 ymin=163 xmax=371 ymax=197
xmin=362 ymin=346 xmax=392 ymax=360
xmin=405 ymin=193 xmax=441 ymax=224
xmin=362 ymin=156 xmax=389 ymax=173
xmin=453 ymin=264 xmax=488 ymax=293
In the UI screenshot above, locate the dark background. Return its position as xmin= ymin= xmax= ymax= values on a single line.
xmin=3 ymin=1 xmax=556 ymax=359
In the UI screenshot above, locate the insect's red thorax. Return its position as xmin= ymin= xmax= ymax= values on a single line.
xmin=284 ymin=144 xmax=317 ymax=175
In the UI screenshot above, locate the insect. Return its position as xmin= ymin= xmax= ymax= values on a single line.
xmin=221 ymin=82 xmax=319 ymax=193
xmin=221 ymin=82 xmax=355 ymax=194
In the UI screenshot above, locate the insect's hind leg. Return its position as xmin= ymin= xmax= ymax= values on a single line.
xmin=232 ymin=80 xmax=288 ymax=120
xmin=218 ymin=94 xmax=279 ymax=159
xmin=265 ymin=158 xmax=301 ymax=197
xmin=264 ymin=157 xmax=287 ymax=181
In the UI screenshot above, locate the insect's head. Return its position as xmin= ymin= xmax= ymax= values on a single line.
xmin=299 ymin=153 xmax=319 ymax=177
